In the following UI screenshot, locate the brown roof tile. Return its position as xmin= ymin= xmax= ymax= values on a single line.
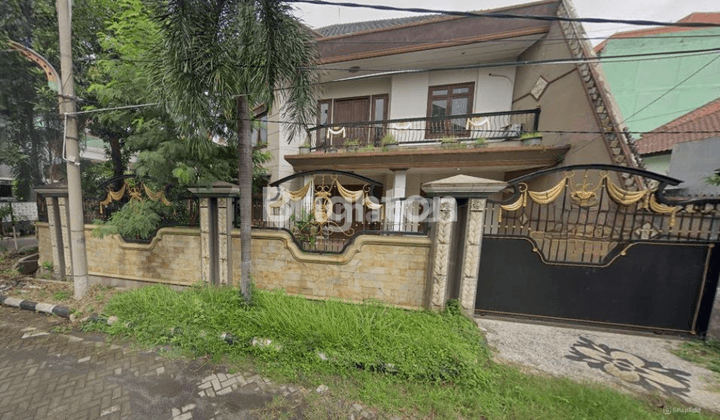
xmin=636 ymin=97 xmax=720 ymax=154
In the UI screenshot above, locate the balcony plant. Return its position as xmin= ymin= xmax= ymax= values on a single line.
xmin=441 ymin=136 xmax=463 ymax=149
xmin=380 ymin=134 xmax=398 ymax=151
xmin=520 ymin=131 xmax=543 ymax=146
xmin=344 ymin=139 xmax=360 ymax=152
xmin=472 ymin=137 xmax=487 ymax=148
xmin=299 ymin=142 xmax=311 ymax=154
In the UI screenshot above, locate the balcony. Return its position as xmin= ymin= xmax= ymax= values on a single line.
xmin=306 ymin=109 xmax=541 ymax=151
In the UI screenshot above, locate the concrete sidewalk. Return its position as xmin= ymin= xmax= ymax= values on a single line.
xmin=476 ymin=317 xmax=720 ymax=414
xmin=0 ymin=306 xmax=304 ymax=420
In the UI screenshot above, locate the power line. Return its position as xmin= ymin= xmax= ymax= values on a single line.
xmin=563 ymin=53 xmax=720 ymax=161
xmin=306 ymin=49 xmax=720 ymax=81
xmin=314 ymin=33 xmax=720 ymax=46
xmin=622 ymin=54 xmax=720 ymax=124
xmin=290 ymin=0 xmax=720 ymax=29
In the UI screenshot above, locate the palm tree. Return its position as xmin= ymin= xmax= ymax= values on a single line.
xmin=148 ymin=0 xmax=317 ymax=303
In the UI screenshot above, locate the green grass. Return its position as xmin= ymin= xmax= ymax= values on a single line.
xmin=53 ymin=290 xmax=71 ymax=301
xmin=673 ymin=339 xmax=720 ymax=375
xmin=91 ymin=284 xmax=716 ymax=419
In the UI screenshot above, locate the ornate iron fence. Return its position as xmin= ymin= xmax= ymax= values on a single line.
xmin=238 ymin=170 xmax=429 ymax=253
xmin=484 ymin=164 xmax=720 ymax=266
xmin=307 ymin=109 xmax=540 ymax=151
xmin=86 ymin=175 xmax=200 ymax=230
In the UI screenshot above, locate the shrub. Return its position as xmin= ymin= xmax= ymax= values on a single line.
xmin=92 ymin=200 xmax=162 ymax=241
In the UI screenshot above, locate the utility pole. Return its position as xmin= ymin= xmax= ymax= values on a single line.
xmin=56 ymin=0 xmax=89 ymax=299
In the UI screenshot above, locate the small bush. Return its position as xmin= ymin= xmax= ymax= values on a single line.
xmin=92 ymin=200 xmax=162 ymax=241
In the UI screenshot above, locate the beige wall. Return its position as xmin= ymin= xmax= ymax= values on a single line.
xmin=234 ymin=230 xmax=431 ymax=309
xmin=513 ymin=21 xmax=615 ymax=168
xmin=37 ymin=224 xmax=431 ymax=309
xmin=84 ymin=226 xmax=203 ymax=285
xmin=36 ymin=223 xmax=52 ymax=267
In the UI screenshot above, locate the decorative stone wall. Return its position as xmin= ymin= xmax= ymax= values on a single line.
xmin=83 ymin=226 xmax=202 ymax=286
xmin=37 ymin=225 xmax=431 ymax=308
xmin=234 ymin=230 xmax=432 ymax=309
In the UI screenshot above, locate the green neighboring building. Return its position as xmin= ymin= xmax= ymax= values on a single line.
xmin=596 ymin=13 xmax=720 ymax=174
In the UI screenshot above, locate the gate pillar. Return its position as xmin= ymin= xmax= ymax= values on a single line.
xmin=422 ymin=175 xmax=507 ymax=314
xmin=189 ymin=182 xmax=239 ymax=286
xmin=34 ymin=183 xmax=71 ymax=279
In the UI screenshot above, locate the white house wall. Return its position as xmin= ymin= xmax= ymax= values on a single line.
xmin=320 ymin=77 xmax=391 ymax=102
xmin=267 ymin=67 xmax=516 ymax=182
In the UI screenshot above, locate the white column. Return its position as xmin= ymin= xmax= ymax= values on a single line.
xmin=303 ymin=174 xmax=314 ymax=225
xmin=391 ymin=170 xmax=407 ymax=231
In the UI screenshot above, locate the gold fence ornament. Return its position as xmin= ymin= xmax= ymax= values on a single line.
xmin=605 ymin=177 xmax=648 ymax=206
xmin=499 ymin=183 xmax=528 ymax=222
xmin=648 ymin=195 xmax=682 ymax=228
xmin=266 ymin=182 xmax=312 ymax=209
xmin=98 ymin=179 xmax=172 ymax=214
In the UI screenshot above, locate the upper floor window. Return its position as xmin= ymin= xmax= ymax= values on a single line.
xmin=426 ymin=82 xmax=474 ymax=138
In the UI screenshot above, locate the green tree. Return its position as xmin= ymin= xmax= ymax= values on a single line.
xmin=147 ymin=0 xmax=317 ymax=303
xmin=0 ymin=0 xmax=118 ymax=199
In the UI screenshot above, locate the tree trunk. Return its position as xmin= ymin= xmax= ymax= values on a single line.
xmin=237 ymin=95 xmax=253 ymax=304
xmin=109 ymin=137 xmax=125 ymax=190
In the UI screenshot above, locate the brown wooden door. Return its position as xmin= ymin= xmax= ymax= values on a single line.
xmin=332 ymin=97 xmax=370 ymax=147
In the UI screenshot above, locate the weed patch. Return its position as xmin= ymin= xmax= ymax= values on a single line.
xmin=93 ymin=285 xmax=716 ymax=419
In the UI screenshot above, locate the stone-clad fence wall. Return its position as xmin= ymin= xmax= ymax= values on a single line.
xmin=36 ymin=175 xmax=502 ymax=313
xmin=36 ymin=223 xmax=431 ymax=309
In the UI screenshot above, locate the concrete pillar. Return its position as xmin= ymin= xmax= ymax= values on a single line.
xmin=34 ymin=183 xmax=72 ymax=279
xmin=457 ymin=198 xmax=487 ymax=315
xmin=190 ymin=181 xmax=240 ymax=286
xmin=422 ymin=175 xmax=507 ymax=314
xmin=198 ymin=197 xmax=212 ymax=284
xmin=57 ymin=196 xmax=73 ymax=278
xmin=217 ymin=197 xmax=233 ymax=285
xmin=423 ymin=196 xmax=457 ymax=311
xmin=45 ymin=197 xmax=64 ymax=276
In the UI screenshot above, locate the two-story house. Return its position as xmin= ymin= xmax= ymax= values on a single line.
xmin=262 ymin=0 xmax=641 ymax=203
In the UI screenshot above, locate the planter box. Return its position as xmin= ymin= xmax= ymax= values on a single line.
xmin=521 ymin=136 xmax=543 ymax=146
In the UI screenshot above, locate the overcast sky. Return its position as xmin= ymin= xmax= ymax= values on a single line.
xmin=292 ymin=0 xmax=719 ymax=44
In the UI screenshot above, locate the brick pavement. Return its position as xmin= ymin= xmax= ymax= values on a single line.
xmin=0 ymin=306 xmax=310 ymax=420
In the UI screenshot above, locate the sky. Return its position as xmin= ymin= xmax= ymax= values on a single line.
xmin=291 ymin=0 xmax=719 ymax=44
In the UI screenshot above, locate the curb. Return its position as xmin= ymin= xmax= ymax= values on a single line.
xmin=0 ymin=294 xmax=71 ymax=318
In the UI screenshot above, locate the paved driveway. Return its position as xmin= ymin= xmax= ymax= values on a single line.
xmin=0 ymin=306 xmax=305 ymax=420
xmin=476 ymin=317 xmax=720 ymax=414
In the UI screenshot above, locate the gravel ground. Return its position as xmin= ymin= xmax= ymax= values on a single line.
xmin=475 ymin=317 xmax=720 ymax=413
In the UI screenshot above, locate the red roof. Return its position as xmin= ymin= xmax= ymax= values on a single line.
xmin=636 ymin=97 xmax=720 ymax=154
xmin=595 ymin=13 xmax=720 ymax=53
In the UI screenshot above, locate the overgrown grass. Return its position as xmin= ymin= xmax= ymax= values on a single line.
xmin=673 ymin=339 xmax=720 ymax=375
xmin=91 ymin=285 xmax=715 ymax=419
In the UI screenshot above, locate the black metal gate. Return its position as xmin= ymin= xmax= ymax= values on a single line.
xmin=476 ymin=165 xmax=720 ymax=335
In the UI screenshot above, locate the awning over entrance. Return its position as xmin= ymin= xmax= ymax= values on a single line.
xmin=284 ymin=144 xmax=570 ymax=173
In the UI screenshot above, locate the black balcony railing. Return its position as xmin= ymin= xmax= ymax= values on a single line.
xmin=307 ymin=109 xmax=540 ymax=151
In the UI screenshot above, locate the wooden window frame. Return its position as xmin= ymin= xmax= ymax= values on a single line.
xmin=425 ymin=82 xmax=475 ymax=139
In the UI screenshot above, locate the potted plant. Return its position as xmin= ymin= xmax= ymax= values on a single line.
xmin=380 ymin=134 xmax=398 ymax=151
xmin=520 ymin=131 xmax=543 ymax=146
xmin=472 ymin=137 xmax=487 ymax=148
xmin=359 ymin=145 xmax=376 ymax=153
xmin=344 ymin=139 xmax=360 ymax=152
xmin=299 ymin=142 xmax=311 ymax=154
